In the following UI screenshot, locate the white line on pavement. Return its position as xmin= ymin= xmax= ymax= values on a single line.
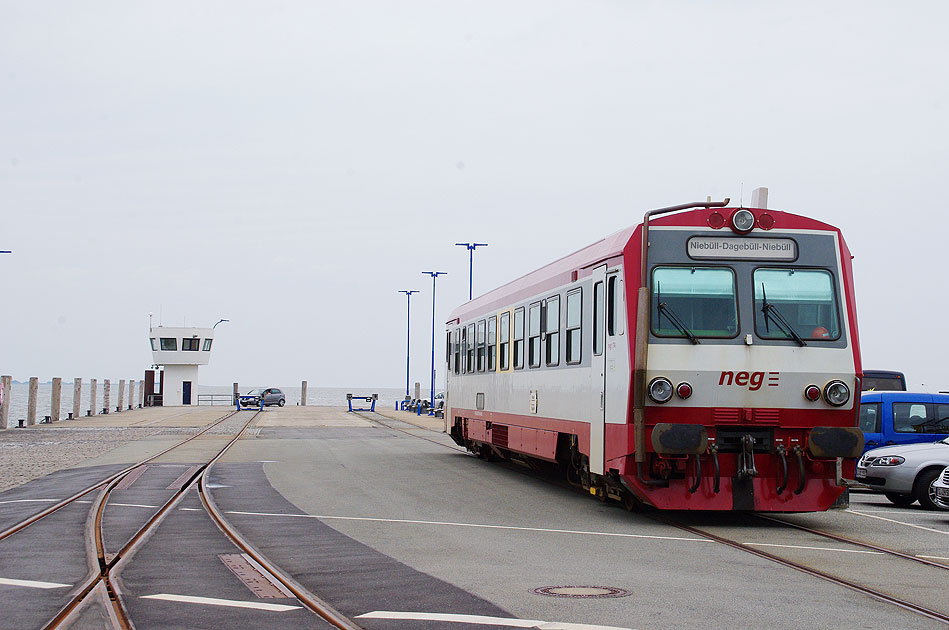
xmin=742 ymin=542 xmax=884 ymax=555
xmin=846 ymin=510 xmax=949 ymax=535
xmin=0 ymin=577 xmax=71 ymax=589
xmin=918 ymin=555 xmax=949 ymax=561
xmin=223 ymin=510 xmax=710 ymax=543
xmin=356 ymin=610 xmax=635 ymax=630
xmin=140 ymin=593 xmax=301 ymax=612
xmin=0 ymin=499 xmax=57 ymax=504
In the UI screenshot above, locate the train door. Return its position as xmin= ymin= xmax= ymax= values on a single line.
xmin=590 ymin=265 xmax=607 ymax=475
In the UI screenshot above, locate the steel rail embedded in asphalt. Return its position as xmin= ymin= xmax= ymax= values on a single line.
xmin=653 ymin=515 xmax=949 ymax=625
xmin=0 ymin=408 xmax=244 ymax=543
xmin=753 ymin=513 xmax=949 ymax=571
xmin=42 ymin=409 xmax=261 ymax=630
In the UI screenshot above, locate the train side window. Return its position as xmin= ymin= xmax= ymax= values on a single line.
xmin=528 ymin=302 xmax=541 ymax=368
xmin=467 ymin=323 xmax=476 ymax=372
xmin=607 ymin=275 xmax=624 ymax=336
xmin=566 ymin=288 xmax=581 ymax=364
xmin=446 ymin=331 xmax=451 ymax=369
xmin=593 ymin=282 xmax=604 ymax=355
xmin=477 ymin=320 xmax=486 ymax=372
xmin=499 ymin=311 xmax=511 ymax=370
xmin=460 ymin=327 xmax=467 ymax=373
xmin=487 ymin=316 xmax=497 ymax=371
xmin=545 ymin=295 xmax=560 ymax=366
xmin=514 ymin=307 xmax=525 ymax=369
xmin=453 ymin=328 xmax=461 ymax=374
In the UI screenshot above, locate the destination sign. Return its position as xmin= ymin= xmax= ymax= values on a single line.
xmin=687 ymin=236 xmax=798 ymax=261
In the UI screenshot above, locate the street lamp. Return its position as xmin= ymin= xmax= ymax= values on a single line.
xmin=422 ymin=271 xmax=447 ymax=415
xmin=454 ymin=242 xmax=488 ymax=301
xmin=398 ymin=290 xmax=418 ymax=398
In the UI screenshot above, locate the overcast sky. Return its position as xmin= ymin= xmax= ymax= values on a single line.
xmin=1 ymin=2 xmax=947 ymax=391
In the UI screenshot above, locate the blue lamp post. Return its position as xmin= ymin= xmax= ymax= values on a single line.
xmin=454 ymin=242 xmax=488 ymax=301
xmin=422 ymin=271 xmax=447 ymax=415
xmin=398 ymin=290 xmax=418 ymax=398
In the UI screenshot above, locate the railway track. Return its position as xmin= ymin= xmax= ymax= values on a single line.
xmin=0 ymin=408 xmax=363 ymax=630
xmin=364 ymin=410 xmax=949 ymax=626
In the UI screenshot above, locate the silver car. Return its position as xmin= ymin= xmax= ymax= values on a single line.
xmin=933 ymin=465 xmax=949 ymax=509
xmin=856 ymin=437 xmax=949 ymax=510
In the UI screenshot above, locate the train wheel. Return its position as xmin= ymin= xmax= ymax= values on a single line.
xmin=622 ymin=493 xmax=640 ymax=512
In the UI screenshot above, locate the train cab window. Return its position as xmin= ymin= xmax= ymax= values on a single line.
xmin=477 ymin=320 xmax=486 ymax=372
xmin=545 ymin=295 xmax=560 ymax=366
xmin=566 ymin=289 xmax=582 ymax=364
xmin=514 ymin=307 xmax=525 ymax=369
xmin=453 ymin=328 xmax=461 ymax=374
xmin=159 ymin=338 xmax=177 ymax=351
xmin=652 ymin=267 xmax=738 ymax=339
xmin=499 ymin=311 xmax=511 ymax=370
xmin=593 ymin=282 xmax=604 ymax=355
xmin=753 ymin=268 xmax=840 ymax=341
xmin=528 ymin=302 xmax=542 ymax=368
xmin=607 ymin=276 xmax=624 ymax=336
xmin=487 ymin=316 xmax=497 ymax=371
xmin=466 ymin=323 xmax=476 ymax=372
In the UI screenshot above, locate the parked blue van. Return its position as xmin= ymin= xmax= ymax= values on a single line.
xmin=859 ymin=392 xmax=949 ymax=453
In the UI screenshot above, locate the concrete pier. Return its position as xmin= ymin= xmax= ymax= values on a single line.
xmin=89 ymin=378 xmax=97 ymax=416
xmin=27 ymin=377 xmax=38 ymax=426
xmin=118 ymin=379 xmax=125 ymax=412
xmin=0 ymin=375 xmax=9 ymax=429
xmin=73 ymin=378 xmax=82 ymax=420
xmin=301 ymin=380 xmax=307 ymax=406
xmin=51 ymin=378 xmax=62 ymax=422
xmin=103 ymin=379 xmax=111 ymax=414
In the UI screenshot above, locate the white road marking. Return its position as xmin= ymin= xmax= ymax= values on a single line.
xmin=141 ymin=593 xmax=301 ymax=612
xmin=356 ymin=611 xmax=635 ymax=629
xmin=0 ymin=499 xmax=57 ymax=504
xmin=223 ymin=510 xmax=709 ymax=543
xmin=918 ymin=555 xmax=949 ymax=561
xmin=742 ymin=542 xmax=883 ymax=555
xmin=846 ymin=510 xmax=949 ymax=535
xmin=0 ymin=577 xmax=71 ymax=589
xmin=109 ymin=503 xmax=158 ymax=509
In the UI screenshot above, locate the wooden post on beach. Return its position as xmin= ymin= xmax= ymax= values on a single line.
xmin=301 ymin=381 xmax=307 ymax=406
xmin=103 ymin=379 xmax=111 ymax=414
xmin=73 ymin=378 xmax=82 ymax=420
xmin=138 ymin=380 xmax=144 ymax=408
xmin=51 ymin=378 xmax=62 ymax=422
xmin=117 ymin=379 xmax=125 ymax=412
xmin=89 ymin=378 xmax=97 ymax=416
xmin=27 ymin=377 xmax=38 ymax=426
xmin=0 ymin=376 xmax=11 ymax=429
xmin=128 ymin=379 xmax=134 ymax=410
xmin=233 ymin=383 xmax=239 ymax=406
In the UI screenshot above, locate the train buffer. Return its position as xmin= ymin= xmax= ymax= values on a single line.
xmin=347 ymin=393 xmax=377 ymax=412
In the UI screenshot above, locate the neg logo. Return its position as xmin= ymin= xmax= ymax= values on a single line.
xmin=719 ymin=371 xmax=780 ymax=391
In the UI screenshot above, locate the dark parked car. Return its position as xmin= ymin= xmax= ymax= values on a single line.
xmin=245 ymin=387 xmax=286 ymax=407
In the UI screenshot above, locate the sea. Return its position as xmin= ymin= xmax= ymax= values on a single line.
xmin=1 ymin=382 xmax=409 ymax=426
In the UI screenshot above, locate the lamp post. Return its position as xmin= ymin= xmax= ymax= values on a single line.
xmin=454 ymin=242 xmax=488 ymax=301
xmin=398 ymin=290 xmax=418 ymax=398
xmin=422 ymin=271 xmax=447 ymax=415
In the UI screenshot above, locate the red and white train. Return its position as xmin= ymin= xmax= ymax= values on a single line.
xmin=445 ymin=196 xmax=864 ymax=511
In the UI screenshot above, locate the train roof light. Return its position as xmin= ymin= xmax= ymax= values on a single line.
xmin=648 ymin=377 xmax=674 ymax=404
xmin=757 ymin=213 xmax=775 ymax=230
xmin=707 ymin=212 xmax=726 ymax=229
xmin=731 ymin=209 xmax=755 ymax=234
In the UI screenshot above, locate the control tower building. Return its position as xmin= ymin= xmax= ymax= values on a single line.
xmin=148 ymin=326 xmax=215 ymax=406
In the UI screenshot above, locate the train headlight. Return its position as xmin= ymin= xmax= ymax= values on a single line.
xmin=823 ymin=380 xmax=850 ymax=407
xmin=731 ymin=209 xmax=755 ymax=233
xmin=803 ymin=384 xmax=821 ymax=402
xmin=648 ymin=377 xmax=674 ymax=404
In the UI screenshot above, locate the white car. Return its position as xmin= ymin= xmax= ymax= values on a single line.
xmin=933 ymin=465 xmax=949 ymax=509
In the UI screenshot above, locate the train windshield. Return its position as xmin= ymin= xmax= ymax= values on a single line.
xmin=651 ymin=267 xmax=738 ymax=338
xmin=753 ymin=268 xmax=840 ymax=341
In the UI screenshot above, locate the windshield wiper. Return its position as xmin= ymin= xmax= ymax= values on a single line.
xmin=656 ymin=282 xmax=700 ymax=345
xmin=760 ymin=283 xmax=806 ymax=347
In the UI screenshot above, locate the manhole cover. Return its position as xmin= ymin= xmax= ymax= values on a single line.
xmin=531 ymin=586 xmax=631 ymax=599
